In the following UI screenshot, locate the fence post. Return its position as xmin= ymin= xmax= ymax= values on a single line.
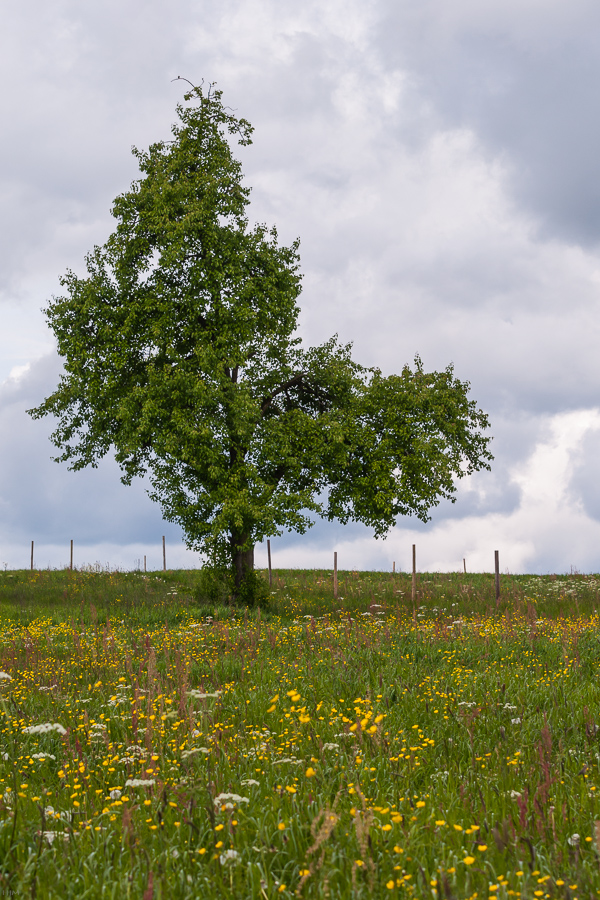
xmin=144 ymin=555 xmax=147 ymax=573
xmin=392 ymin=561 xmax=395 ymax=574
xmin=31 ymin=541 xmax=34 ymax=572
xmin=411 ymin=544 xmax=416 ymax=607
xmin=70 ymin=540 xmax=73 ymax=572
xmin=334 ymin=551 xmax=338 ymax=600
xmin=162 ymin=536 xmax=166 ymax=572
xmin=267 ymin=540 xmax=272 ymax=587
xmin=494 ymin=550 xmax=500 ymax=606
xmin=463 ymin=558 xmax=466 ymax=574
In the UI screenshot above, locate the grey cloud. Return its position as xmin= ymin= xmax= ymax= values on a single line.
xmin=0 ymin=355 xmax=183 ymax=547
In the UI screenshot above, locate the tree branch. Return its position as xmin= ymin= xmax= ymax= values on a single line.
xmin=260 ymin=373 xmax=305 ymax=415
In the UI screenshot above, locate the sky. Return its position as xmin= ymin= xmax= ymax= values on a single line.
xmin=1 ymin=0 xmax=600 ymax=574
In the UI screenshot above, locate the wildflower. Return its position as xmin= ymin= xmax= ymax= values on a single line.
xmin=241 ymin=779 xmax=260 ymax=786
xmin=463 ymin=857 xmax=475 ymax=865
xmin=124 ymin=779 xmax=155 ymax=788
xmin=22 ymin=723 xmax=66 ymax=736
xmin=187 ymin=690 xmax=222 ymax=700
xmin=305 ymin=767 xmax=316 ymax=778
xmin=213 ymin=793 xmax=249 ymax=806
xmin=511 ymin=717 xmax=522 ymax=725
xmin=322 ymin=743 xmax=339 ymax=751
xmin=0 ymin=673 xmax=11 ymax=681
xmin=568 ymin=833 xmax=580 ymax=846
xmin=31 ymin=753 xmax=56 ymax=761
xmin=110 ymin=790 xmax=122 ymax=800
xmin=219 ymin=849 xmax=240 ymax=865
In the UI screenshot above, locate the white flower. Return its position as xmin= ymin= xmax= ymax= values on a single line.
xmin=187 ymin=690 xmax=222 ymax=700
xmin=322 ymin=743 xmax=340 ymax=751
xmin=181 ymin=748 xmax=205 ymax=759
xmin=241 ymin=779 xmax=260 ymax=787
xmin=568 ymin=833 xmax=580 ymax=846
xmin=214 ymin=792 xmax=249 ymax=807
xmin=22 ymin=723 xmax=66 ymax=736
xmin=510 ymin=791 xmax=521 ymax=799
xmin=124 ymin=779 xmax=155 ymax=788
xmin=0 ymin=673 xmax=12 ymax=681
xmin=503 ymin=704 xmax=517 ymax=710
xmin=511 ymin=717 xmax=522 ymax=725
xmin=219 ymin=849 xmax=240 ymax=865
xmin=171 ymin=848 xmax=179 ymax=859
xmin=109 ymin=789 xmax=122 ymax=800
xmin=31 ymin=753 xmax=56 ymax=761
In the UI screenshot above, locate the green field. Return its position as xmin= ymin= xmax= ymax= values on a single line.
xmin=0 ymin=568 xmax=599 ymax=898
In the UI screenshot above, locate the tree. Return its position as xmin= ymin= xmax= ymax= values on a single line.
xmin=29 ymin=83 xmax=493 ymax=602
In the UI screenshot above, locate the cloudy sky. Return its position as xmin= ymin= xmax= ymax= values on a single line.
xmin=2 ymin=0 xmax=600 ymax=574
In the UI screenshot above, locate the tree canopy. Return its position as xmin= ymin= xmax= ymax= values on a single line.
xmin=29 ymin=83 xmax=493 ymax=602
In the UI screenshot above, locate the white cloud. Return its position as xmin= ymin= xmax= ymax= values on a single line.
xmin=1 ymin=0 xmax=600 ymax=573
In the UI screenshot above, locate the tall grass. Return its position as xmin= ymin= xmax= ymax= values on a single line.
xmin=0 ymin=569 xmax=598 ymax=897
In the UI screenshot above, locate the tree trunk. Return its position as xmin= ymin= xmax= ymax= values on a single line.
xmin=231 ymin=533 xmax=254 ymax=600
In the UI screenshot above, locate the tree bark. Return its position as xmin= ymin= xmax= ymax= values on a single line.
xmin=231 ymin=533 xmax=254 ymax=600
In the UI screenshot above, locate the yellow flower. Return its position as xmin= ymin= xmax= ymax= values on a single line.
xmin=305 ymin=767 xmax=316 ymax=778
xmin=386 ymin=881 xmax=395 ymax=890
xmin=477 ymin=844 xmax=487 ymax=852
xmin=278 ymin=822 xmax=286 ymax=830
xmin=435 ymin=820 xmax=446 ymax=826
xmin=416 ymin=801 xmax=425 ymax=808
xmin=355 ymin=860 xmax=364 ymax=867
xmin=266 ymin=705 xmax=276 ymax=713
xmin=215 ymin=824 xmax=224 ymax=831
xmin=285 ymin=786 xmax=296 ymax=794
xmin=463 ymin=857 xmax=475 ymax=865
xmin=382 ymin=824 xmax=392 ymax=831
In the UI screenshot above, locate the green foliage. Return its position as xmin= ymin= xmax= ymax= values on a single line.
xmin=29 ymin=83 xmax=493 ymax=602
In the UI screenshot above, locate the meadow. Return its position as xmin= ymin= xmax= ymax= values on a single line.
xmin=0 ymin=567 xmax=599 ymax=898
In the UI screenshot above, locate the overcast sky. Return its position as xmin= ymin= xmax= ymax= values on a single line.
xmin=2 ymin=0 xmax=600 ymax=574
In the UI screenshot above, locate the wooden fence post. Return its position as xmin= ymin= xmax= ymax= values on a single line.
xmin=463 ymin=558 xmax=466 ymax=574
xmin=392 ymin=561 xmax=395 ymax=574
xmin=70 ymin=540 xmax=73 ymax=572
xmin=495 ymin=550 xmax=500 ymax=606
xmin=267 ymin=540 xmax=272 ymax=587
xmin=144 ymin=555 xmax=147 ymax=573
xmin=30 ymin=541 xmax=34 ymax=572
xmin=162 ymin=536 xmax=166 ymax=572
xmin=411 ymin=544 xmax=416 ymax=607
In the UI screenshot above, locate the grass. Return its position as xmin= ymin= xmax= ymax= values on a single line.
xmin=0 ymin=567 xmax=599 ymax=898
